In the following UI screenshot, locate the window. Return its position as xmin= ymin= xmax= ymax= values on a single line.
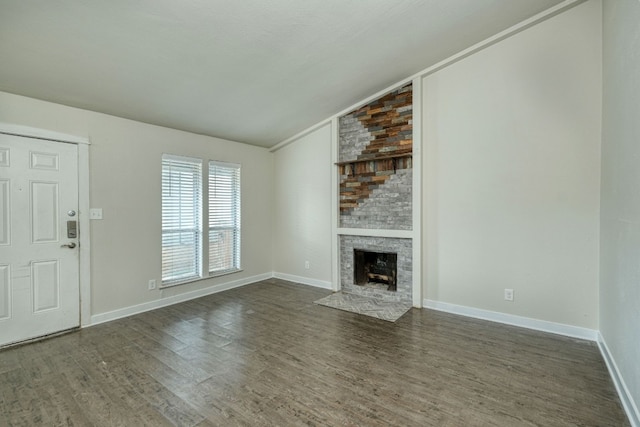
xmin=209 ymin=161 xmax=241 ymax=274
xmin=161 ymin=155 xmax=241 ymax=286
xmin=162 ymin=155 xmax=202 ymax=284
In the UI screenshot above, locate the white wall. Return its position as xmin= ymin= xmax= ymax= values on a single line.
xmin=0 ymin=91 xmax=274 ymax=318
xmin=422 ymin=1 xmax=602 ymax=328
xmin=601 ymin=0 xmax=640 ymax=420
xmin=272 ymin=124 xmax=333 ymax=287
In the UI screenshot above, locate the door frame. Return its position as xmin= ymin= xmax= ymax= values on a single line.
xmin=0 ymin=123 xmax=91 ymax=327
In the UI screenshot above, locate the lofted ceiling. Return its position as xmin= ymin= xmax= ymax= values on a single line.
xmin=0 ymin=0 xmax=566 ymax=148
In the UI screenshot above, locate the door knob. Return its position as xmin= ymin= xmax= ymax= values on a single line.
xmin=61 ymin=242 xmax=77 ymax=249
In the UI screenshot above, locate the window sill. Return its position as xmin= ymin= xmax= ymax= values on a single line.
xmin=209 ymin=268 xmax=242 ymax=279
xmin=160 ymin=269 xmax=243 ymax=289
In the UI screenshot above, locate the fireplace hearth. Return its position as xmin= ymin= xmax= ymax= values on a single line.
xmin=354 ymin=249 xmax=398 ymax=291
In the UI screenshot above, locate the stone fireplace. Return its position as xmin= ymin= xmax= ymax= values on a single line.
xmin=333 ymin=81 xmax=421 ymax=306
xmin=336 ymin=82 xmax=416 ymax=305
xmin=340 ymin=236 xmax=412 ymax=303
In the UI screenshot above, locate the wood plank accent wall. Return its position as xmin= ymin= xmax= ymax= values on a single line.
xmin=338 ymin=83 xmax=413 ymax=221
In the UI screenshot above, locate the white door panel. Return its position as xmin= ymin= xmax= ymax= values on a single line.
xmin=31 ymin=181 xmax=60 ymax=243
xmin=0 ymin=148 xmax=8 ymax=166
xmin=0 ymin=134 xmax=79 ymax=346
xmin=0 ymin=264 xmax=9 ymax=319
xmin=0 ymin=179 xmax=9 ymax=244
xmin=32 ymin=259 xmax=59 ymax=312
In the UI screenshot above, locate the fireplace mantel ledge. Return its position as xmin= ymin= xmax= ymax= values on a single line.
xmin=337 ymin=228 xmax=413 ymax=239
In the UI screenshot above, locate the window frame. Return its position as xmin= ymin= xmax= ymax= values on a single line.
xmin=160 ymin=154 xmax=242 ymax=288
xmin=208 ymin=160 xmax=242 ymax=276
xmin=161 ymin=154 xmax=203 ymax=285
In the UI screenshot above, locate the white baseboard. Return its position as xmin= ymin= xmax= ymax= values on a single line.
xmin=273 ymin=272 xmax=333 ymax=290
xmin=89 ymin=272 xmax=272 ymax=326
xmin=423 ymin=299 xmax=598 ymax=341
xmin=597 ymin=333 xmax=640 ymax=427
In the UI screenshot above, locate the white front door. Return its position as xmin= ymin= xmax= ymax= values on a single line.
xmin=0 ymin=134 xmax=80 ymax=347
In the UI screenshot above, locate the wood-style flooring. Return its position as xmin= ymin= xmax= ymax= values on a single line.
xmin=0 ymin=279 xmax=629 ymax=426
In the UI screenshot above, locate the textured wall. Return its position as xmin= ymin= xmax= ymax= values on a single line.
xmin=340 ymin=169 xmax=412 ymax=230
xmin=338 ymin=84 xmax=412 ymax=230
xmin=338 ymin=85 xmax=412 ymax=162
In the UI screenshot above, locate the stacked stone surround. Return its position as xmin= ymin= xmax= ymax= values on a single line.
xmin=337 ymin=83 xmax=414 ymax=303
xmin=338 ymin=83 xmax=412 ymax=230
xmin=339 ymin=169 xmax=412 ymax=230
xmin=340 ymin=236 xmax=412 ymax=303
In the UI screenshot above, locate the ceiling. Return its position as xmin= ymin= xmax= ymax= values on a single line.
xmin=0 ymin=0 xmax=566 ymax=148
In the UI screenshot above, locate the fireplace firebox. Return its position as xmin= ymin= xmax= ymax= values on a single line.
xmin=354 ymin=249 xmax=398 ymax=291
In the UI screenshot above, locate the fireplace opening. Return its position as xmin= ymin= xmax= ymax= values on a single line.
xmin=354 ymin=249 xmax=398 ymax=291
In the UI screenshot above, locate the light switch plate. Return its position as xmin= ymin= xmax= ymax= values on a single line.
xmin=89 ymin=208 xmax=103 ymax=220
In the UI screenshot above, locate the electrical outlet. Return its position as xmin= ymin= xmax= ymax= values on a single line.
xmin=504 ymin=288 xmax=514 ymax=301
xmin=304 ymin=261 xmax=310 ymax=269
xmin=148 ymin=279 xmax=157 ymax=290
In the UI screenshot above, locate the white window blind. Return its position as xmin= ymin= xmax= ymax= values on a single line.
xmin=162 ymin=155 xmax=202 ymax=284
xmin=209 ymin=161 xmax=241 ymax=274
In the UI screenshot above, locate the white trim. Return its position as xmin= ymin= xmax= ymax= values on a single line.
xmin=411 ymin=77 xmax=422 ymax=308
xmin=269 ymin=0 xmax=584 ymax=153
xmin=273 ymin=272 xmax=333 ymax=290
xmin=337 ymin=228 xmax=413 ymax=239
xmin=158 ymin=269 xmax=244 ymax=289
xmin=330 ymin=118 xmax=340 ymax=292
xmin=423 ymin=299 xmax=598 ymax=341
xmin=162 ymin=152 xmax=202 ymax=164
xmin=393 ymin=0 xmax=585 ymax=89
xmin=209 ymin=159 xmax=241 ymax=169
xmin=597 ymin=333 xmax=640 ymax=427
xmin=89 ymin=272 xmax=272 ymax=326
xmin=269 ymin=120 xmax=332 ymax=153
xmin=77 ymin=143 xmax=92 ymax=326
xmin=0 ymin=123 xmax=90 ymax=145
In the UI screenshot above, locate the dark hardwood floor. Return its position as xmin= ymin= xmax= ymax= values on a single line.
xmin=0 ymin=279 xmax=629 ymax=426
